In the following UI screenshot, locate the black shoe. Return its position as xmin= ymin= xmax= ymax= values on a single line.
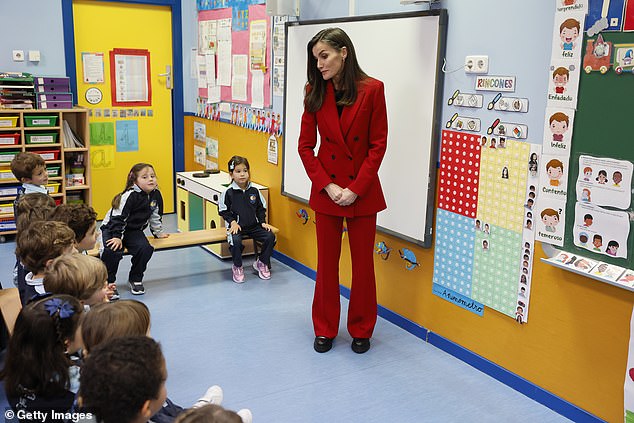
xmin=110 ymin=288 xmax=120 ymax=301
xmin=313 ymin=336 xmax=333 ymax=353
xmin=351 ymin=338 xmax=371 ymax=354
xmin=129 ymin=281 xmax=145 ymax=295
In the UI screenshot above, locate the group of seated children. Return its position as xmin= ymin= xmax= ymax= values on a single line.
xmin=2 ymin=152 xmax=257 ymax=422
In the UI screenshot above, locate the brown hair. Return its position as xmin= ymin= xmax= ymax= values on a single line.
xmin=80 ymin=300 xmax=151 ymax=354
xmin=174 ymin=404 xmax=242 ymax=423
xmin=540 ymin=208 xmax=560 ymax=219
xmin=546 ymin=158 xmax=564 ymax=171
xmin=15 ymin=192 xmax=56 ymax=233
xmin=304 ymin=27 xmax=367 ymax=113
xmin=549 ymin=112 xmax=569 ymax=125
xmin=50 ymin=204 xmax=97 ymax=243
xmin=552 ymin=67 xmax=569 ymax=78
xmin=228 ymin=155 xmax=250 ymax=174
xmin=44 ymin=254 xmax=107 ymax=302
xmin=560 ymin=18 xmax=580 ymax=33
xmin=10 ymin=152 xmax=45 ymax=181
xmin=16 ymin=221 xmax=75 ymax=273
xmin=111 ymin=163 xmax=155 ymax=209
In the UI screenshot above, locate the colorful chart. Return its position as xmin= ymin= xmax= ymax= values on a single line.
xmin=433 ymin=209 xmax=475 ymax=296
xmin=433 ymin=130 xmax=534 ymax=319
xmin=438 ymin=130 xmax=481 ymax=218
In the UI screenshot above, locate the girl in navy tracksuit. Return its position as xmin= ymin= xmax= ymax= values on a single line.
xmin=218 ymin=156 xmax=276 ymax=283
xmin=100 ymin=163 xmax=168 ymax=296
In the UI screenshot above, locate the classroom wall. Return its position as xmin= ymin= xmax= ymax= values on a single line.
xmin=184 ymin=2 xmax=634 ymax=422
xmin=0 ymin=1 xmax=66 ymax=75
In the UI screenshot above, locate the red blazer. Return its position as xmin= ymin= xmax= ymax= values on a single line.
xmin=298 ymin=77 xmax=388 ymax=218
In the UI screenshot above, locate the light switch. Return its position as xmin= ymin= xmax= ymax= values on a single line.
xmin=12 ymin=50 xmax=24 ymax=62
xmin=28 ymin=50 xmax=41 ymax=62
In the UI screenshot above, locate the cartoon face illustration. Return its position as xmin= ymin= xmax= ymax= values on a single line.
xmin=546 ymin=159 xmax=564 ymax=186
xmin=549 ymin=113 xmax=569 ymax=141
xmin=583 ymin=167 xmax=592 ymax=180
xmin=607 ymin=240 xmax=619 ymax=256
xmin=579 ymin=233 xmax=588 ymax=244
xmin=581 ymin=189 xmax=591 ymax=202
xmin=583 ymin=214 xmax=593 ymax=226
xmin=552 ymin=68 xmax=569 ymax=93
xmin=560 ymin=19 xmax=580 ymax=50
xmin=596 ymin=170 xmax=608 ymax=184
xmin=593 ymin=234 xmax=603 ymax=249
xmin=613 ymin=171 xmax=623 ymax=186
xmin=541 ymin=208 xmax=560 ymax=231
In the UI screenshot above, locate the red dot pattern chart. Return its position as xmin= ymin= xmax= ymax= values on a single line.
xmin=438 ymin=130 xmax=482 ymax=218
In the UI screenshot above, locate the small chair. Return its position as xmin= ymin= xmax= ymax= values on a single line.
xmin=0 ymin=288 xmax=21 ymax=336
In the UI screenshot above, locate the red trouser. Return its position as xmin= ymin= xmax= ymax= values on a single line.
xmin=313 ymin=212 xmax=378 ymax=339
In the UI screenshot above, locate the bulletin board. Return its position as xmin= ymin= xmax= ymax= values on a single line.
xmin=197 ymin=4 xmax=271 ymax=107
xmin=282 ymin=10 xmax=448 ymax=247
xmin=563 ymin=31 xmax=634 ymax=267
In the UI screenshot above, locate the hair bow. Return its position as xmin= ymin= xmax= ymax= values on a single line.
xmin=229 ymin=161 xmax=235 ymax=171
xmin=44 ymin=298 xmax=75 ymax=319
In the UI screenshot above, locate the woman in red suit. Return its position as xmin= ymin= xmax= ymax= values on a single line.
xmin=298 ymin=28 xmax=388 ymax=354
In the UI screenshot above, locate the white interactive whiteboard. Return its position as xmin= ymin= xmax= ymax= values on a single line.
xmin=282 ymin=11 xmax=447 ymax=247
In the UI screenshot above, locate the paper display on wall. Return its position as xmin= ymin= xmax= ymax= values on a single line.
xmin=113 ymin=54 xmax=149 ymax=103
xmin=575 ymin=155 xmax=633 ymax=209
xmin=217 ymin=18 xmax=232 ymax=87
xmin=249 ymin=19 xmax=267 ymax=71
xmin=82 ymin=52 xmax=105 ymax=84
xmin=199 ymin=19 xmax=217 ymax=55
xmin=573 ymin=202 xmax=629 ymax=258
xmin=231 ymin=54 xmax=248 ymax=101
xmin=194 ymin=144 xmax=206 ymax=165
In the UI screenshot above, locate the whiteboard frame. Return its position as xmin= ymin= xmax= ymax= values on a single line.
xmin=282 ymin=10 xmax=447 ymax=247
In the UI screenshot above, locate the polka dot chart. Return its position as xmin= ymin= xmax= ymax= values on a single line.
xmin=472 ymin=225 xmax=522 ymax=317
xmin=433 ymin=209 xmax=475 ymax=296
xmin=476 ymin=139 xmax=529 ymax=232
xmin=438 ymin=130 xmax=481 ymax=218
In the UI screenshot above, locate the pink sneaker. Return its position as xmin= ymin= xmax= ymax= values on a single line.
xmin=253 ymin=259 xmax=271 ymax=280
xmin=232 ymin=265 xmax=245 ymax=283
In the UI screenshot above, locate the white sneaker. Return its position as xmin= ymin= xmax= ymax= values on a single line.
xmin=192 ymin=385 xmax=223 ymax=407
xmin=237 ymin=408 xmax=253 ymax=423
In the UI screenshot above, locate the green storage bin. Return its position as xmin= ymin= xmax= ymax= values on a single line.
xmin=0 ymin=151 xmax=20 ymax=163
xmin=46 ymin=166 xmax=61 ymax=177
xmin=25 ymin=132 xmax=58 ymax=144
xmin=24 ymin=115 xmax=58 ymax=127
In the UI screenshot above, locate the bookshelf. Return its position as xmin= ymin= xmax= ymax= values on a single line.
xmin=0 ymin=108 xmax=91 ymax=240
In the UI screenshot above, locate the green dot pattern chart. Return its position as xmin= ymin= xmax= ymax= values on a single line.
xmin=472 ymin=225 xmax=522 ymax=316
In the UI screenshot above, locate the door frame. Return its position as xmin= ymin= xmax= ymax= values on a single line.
xmin=60 ymin=0 xmax=185 ymax=173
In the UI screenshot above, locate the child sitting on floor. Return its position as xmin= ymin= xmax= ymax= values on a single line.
xmin=44 ymin=254 xmax=110 ymax=309
xmin=15 ymin=220 xmax=75 ymax=304
xmin=0 ymin=294 xmax=84 ymax=421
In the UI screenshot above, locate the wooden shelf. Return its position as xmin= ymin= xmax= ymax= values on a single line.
xmin=0 ymin=109 xmax=91 ymax=209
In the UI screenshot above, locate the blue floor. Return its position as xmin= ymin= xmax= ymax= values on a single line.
xmin=0 ymin=215 xmax=573 ymax=422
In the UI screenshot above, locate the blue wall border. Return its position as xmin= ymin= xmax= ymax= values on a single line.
xmin=61 ymin=0 xmax=185 ymax=173
xmin=272 ymin=249 xmax=604 ymax=423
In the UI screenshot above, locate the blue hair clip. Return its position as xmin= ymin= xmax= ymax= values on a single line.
xmin=44 ymin=298 xmax=74 ymax=319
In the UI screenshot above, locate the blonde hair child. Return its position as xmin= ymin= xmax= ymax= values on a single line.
xmin=44 ymin=254 xmax=110 ymax=308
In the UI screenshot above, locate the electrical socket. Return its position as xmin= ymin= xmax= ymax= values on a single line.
xmin=464 ymin=55 xmax=489 ymax=74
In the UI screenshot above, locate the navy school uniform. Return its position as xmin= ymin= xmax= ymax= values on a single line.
xmin=218 ymin=181 xmax=276 ymax=268
xmin=99 ymin=185 xmax=164 ymax=283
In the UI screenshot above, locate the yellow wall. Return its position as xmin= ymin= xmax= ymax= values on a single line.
xmin=74 ymin=1 xmax=174 ymax=217
xmin=184 ymin=115 xmax=632 ymax=422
